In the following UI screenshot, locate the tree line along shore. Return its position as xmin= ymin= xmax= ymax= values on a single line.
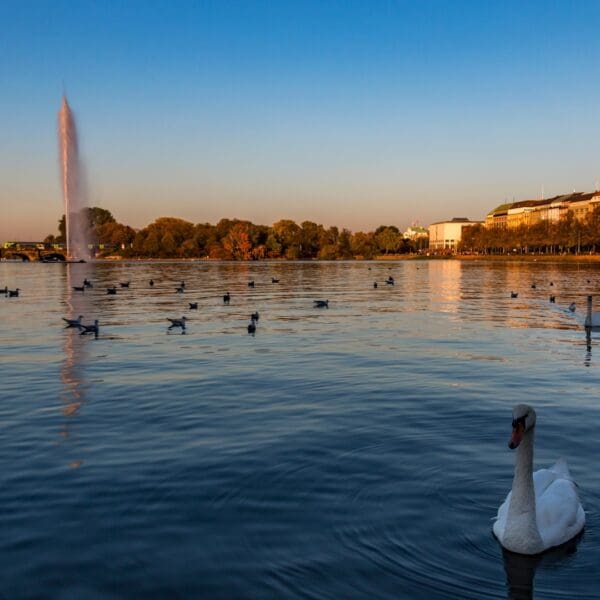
xmin=35 ymin=204 xmax=600 ymax=260
xmin=42 ymin=208 xmax=427 ymax=260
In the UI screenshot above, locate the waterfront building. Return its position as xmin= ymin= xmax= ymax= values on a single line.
xmin=485 ymin=191 xmax=600 ymax=230
xmin=403 ymin=225 xmax=429 ymax=241
xmin=569 ymin=192 xmax=600 ymax=221
xmin=428 ymin=218 xmax=482 ymax=252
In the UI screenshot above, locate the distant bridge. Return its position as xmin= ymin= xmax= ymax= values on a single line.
xmin=0 ymin=243 xmax=66 ymax=262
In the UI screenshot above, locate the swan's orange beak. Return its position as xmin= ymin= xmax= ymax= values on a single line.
xmin=509 ymin=422 xmax=524 ymax=449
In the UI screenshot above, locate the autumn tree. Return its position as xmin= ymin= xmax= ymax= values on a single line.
xmin=133 ymin=217 xmax=195 ymax=258
xmin=317 ymin=226 xmax=339 ymax=259
xmin=299 ymin=221 xmax=322 ymax=258
xmin=351 ymin=231 xmax=377 ymax=259
xmin=337 ymin=228 xmax=353 ymax=259
xmin=272 ymin=219 xmax=302 ymax=259
xmin=223 ymin=222 xmax=253 ymax=260
xmin=96 ymin=222 xmax=136 ymax=247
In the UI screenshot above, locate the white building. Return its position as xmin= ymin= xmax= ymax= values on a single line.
xmin=403 ymin=225 xmax=429 ymax=240
xmin=428 ymin=218 xmax=481 ymax=252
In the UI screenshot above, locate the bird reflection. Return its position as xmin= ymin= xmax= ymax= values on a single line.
xmin=502 ymin=531 xmax=583 ymax=600
xmin=584 ymin=327 xmax=592 ymax=367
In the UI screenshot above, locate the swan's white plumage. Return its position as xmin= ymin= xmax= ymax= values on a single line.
xmin=494 ymin=458 xmax=585 ymax=553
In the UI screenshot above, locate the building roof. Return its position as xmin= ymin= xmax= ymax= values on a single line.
xmin=488 ymin=191 xmax=599 ymax=217
xmin=428 ymin=218 xmax=481 ymax=226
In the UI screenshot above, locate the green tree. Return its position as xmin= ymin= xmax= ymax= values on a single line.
xmin=375 ymin=226 xmax=401 ymax=255
xmin=96 ymin=222 xmax=136 ymax=248
xmin=299 ymin=221 xmax=322 ymax=258
xmin=133 ymin=217 xmax=195 ymax=258
xmin=351 ymin=231 xmax=377 ymax=259
xmin=85 ymin=207 xmax=116 ymax=228
xmin=337 ymin=228 xmax=353 ymax=259
xmin=57 ymin=215 xmax=66 ymax=242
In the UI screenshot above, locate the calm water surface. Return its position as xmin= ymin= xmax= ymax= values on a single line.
xmin=1 ymin=260 xmax=599 ymax=599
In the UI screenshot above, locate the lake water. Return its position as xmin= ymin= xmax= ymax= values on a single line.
xmin=1 ymin=259 xmax=599 ymax=599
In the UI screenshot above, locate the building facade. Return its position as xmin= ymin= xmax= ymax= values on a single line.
xmin=428 ymin=218 xmax=482 ymax=252
xmin=403 ymin=225 xmax=429 ymax=241
xmin=485 ymin=191 xmax=600 ymax=230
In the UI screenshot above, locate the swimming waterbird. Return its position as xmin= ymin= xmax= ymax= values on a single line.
xmin=167 ymin=317 xmax=187 ymax=329
xmin=79 ymin=320 xmax=99 ymax=336
xmin=62 ymin=315 xmax=84 ymax=327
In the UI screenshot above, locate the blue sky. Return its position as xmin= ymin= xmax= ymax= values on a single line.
xmin=2 ymin=0 xmax=600 ymax=239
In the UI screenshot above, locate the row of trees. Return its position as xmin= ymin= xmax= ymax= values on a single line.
xmin=460 ymin=206 xmax=600 ymax=254
xmin=45 ymin=209 xmax=429 ymax=260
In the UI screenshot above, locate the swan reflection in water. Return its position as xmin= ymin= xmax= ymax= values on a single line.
xmin=502 ymin=531 xmax=583 ymax=600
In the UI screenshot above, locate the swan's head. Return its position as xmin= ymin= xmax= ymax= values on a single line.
xmin=509 ymin=404 xmax=536 ymax=449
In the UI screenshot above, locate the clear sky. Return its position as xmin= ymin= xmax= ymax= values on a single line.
xmin=2 ymin=0 xmax=600 ymax=240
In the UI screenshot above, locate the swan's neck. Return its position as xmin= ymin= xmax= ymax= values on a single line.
xmin=511 ymin=429 xmax=536 ymax=514
xmin=504 ymin=428 xmax=543 ymax=553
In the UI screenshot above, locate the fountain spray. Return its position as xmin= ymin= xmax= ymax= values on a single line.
xmin=58 ymin=96 xmax=91 ymax=260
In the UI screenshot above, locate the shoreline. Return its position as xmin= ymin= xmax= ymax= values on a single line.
xmin=5 ymin=253 xmax=600 ymax=264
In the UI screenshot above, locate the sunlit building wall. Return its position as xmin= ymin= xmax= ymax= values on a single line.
xmin=428 ymin=218 xmax=482 ymax=252
xmin=485 ymin=191 xmax=600 ymax=230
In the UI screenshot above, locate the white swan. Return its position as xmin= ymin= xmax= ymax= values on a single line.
xmin=585 ymin=295 xmax=600 ymax=328
xmin=493 ymin=404 xmax=585 ymax=555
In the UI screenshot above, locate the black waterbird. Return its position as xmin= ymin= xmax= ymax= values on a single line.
xmin=62 ymin=315 xmax=83 ymax=327
xmin=79 ymin=320 xmax=99 ymax=336
xmin=167 ymin=317 xmax=187 ymax=329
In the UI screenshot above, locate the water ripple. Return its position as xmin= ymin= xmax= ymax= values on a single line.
xmin=1 ymin=260 xmax=599 ymax=597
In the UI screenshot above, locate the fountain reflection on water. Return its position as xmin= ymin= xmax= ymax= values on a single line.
xmin=59 ymin=264 xmax=95 ymax=467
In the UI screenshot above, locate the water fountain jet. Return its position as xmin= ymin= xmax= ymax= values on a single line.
xmin=58 ymin=96 xmax=92 ymax=261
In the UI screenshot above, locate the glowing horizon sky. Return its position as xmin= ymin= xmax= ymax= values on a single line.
xmin=1 ymin=0 xmax=600 ymax=241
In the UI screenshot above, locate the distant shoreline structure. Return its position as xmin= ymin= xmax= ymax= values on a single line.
xmin=4 ymin=185 xmax=600 ymax=260
xmin=4 ymin=251 xmax=600 ymax=264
